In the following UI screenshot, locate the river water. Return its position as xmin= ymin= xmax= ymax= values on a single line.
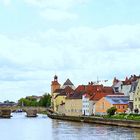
xmin=0 ymin=113 xmax=140 ymax=140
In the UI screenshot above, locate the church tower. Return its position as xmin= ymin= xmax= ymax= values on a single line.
xmin=51 ymin=75 xmax=61 ymax=95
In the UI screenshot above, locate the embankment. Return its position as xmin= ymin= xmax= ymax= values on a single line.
xmin=47 ymin=114 xmax=140 ymax=128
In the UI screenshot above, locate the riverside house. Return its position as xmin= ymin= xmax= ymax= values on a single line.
xmin=51 ymin=75 xmax=74 ymax=112
xmin=112 ymin=75 xmax=140 ymax=112
xmin=65 ymin=91 xmax=84 ymax=116
xmin=95 ymin=95 xmax=129 ymax=115
xmin=82 ymin=84 xmax=115 ymax=116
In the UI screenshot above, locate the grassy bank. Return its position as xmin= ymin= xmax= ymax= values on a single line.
xmin=103 ymin=113 xmax=140 ymax=121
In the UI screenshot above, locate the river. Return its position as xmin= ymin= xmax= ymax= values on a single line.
xmin=0 ymin=113 xmax=140 ymax=140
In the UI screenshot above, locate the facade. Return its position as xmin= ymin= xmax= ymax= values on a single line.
xmin=51 ymin=75 xmax=74 ymax=112
xmin=51 ymin=75 xmax=61 ymax=94
xmin=82 ymin=94 xmax=93 ymax=116
xmin=95 ymin=95 xmax=129 ymax=115
xmin=51 ymin=75 xmax=61 ymax=108
xmin=58 ymin=103 xmax=65 ymax=114
xmin=112 ymin=75 xmax=140 ymax=112
xmin=133 ymin=79 xmax=140 ymax=112
xmin=82 ymin=84 xmax=115 ymax=116
xmin=53 ymin=92 xmax=66 ymax=112
xmin=65 ymin=92 xmax=83 ymax=116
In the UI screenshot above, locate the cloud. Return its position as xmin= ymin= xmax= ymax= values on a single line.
xmin=40 ymin=9 xmax=78 ymax=21
xmin=0 ymin=24 xmax=140 ymax=101
xmin=24 ymin=0 xmax=89 ymax=21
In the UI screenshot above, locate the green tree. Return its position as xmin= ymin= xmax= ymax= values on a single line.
xmin=107 ymin=107 xmax=117 ymax=116
xmin=39 ymin=93 xmax=51 ymax=107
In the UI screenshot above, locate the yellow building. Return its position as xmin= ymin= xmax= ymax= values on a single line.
xmin=53 ymin=91 xmax=66 ymax=112
xmin=51 ymin=76 xmax=74 ymax=112
xmin=65 ymin=92 xmax=83 ymax=116
xmin=133 ymin=79 xmax=140 ymax=111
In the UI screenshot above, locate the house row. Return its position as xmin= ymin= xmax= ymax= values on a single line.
xmin=51 ymin=75 xmax=133 ymax=116
xmin=112 ymin=75 xmax=140 ymax=112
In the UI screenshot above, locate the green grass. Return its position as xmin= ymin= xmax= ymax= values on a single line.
xmin=103 ymin=113 xmax=140 ymax=121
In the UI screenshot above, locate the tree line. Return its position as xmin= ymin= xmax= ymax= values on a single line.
xmin=18 ymin=93 xmax=51 ymax=107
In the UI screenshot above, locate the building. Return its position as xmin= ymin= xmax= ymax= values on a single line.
xmin=133 ymin=79 xmax=140 ymax=112
xmin=112 ymin=75 xmax=140 ymax=112
xmin=51 ymin=75 xmax=61 ymax=108
xmin=82 ymin=93 xmax=92 ymax=116
xmin=65 ymin=91 xmax=84 ymax=116
xmin=51 ymin=75 xmax=61 ymax=94
xmin=95 ymin=95 xmax=129 ymax=115
xmin=53 ymin=86 xmax=74 ymax=112
xmin=82 ymin=84 xmax=115 ymax=116
xmin=51 ymin=75 xmax=74 ymax=112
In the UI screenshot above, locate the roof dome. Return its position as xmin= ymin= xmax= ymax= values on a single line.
xmin=54 ymin=75 xmax=58 ymax=80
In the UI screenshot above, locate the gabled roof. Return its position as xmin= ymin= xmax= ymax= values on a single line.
xmin=63 ymin=79 xmax=74 ymax=86
xmin=66 ymin=91 xmax=85 ymax=99
xmin=89 ymin=93 xmax=113 ymax=101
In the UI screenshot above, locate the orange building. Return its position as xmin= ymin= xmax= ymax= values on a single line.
xmin=95 ymin=95 xmax=129 ymax=115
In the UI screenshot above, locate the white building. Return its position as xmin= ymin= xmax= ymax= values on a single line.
xmin=82 ymin=94 xmax=93 ymax=116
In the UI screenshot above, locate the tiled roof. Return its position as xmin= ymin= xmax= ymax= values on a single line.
xmin=64 ymin=86 xmax=74 ymax=93
xmin=66 ymin=91 xmax=85 ymax=99
xmin=89 ymin=93 xmax=113 ymax=101
xmin=63 ymin=79 xmax=74 ymax=86
xmin=113 ymin=75 xmax=140 ymax=86
xmin=55 ymin=92 xmax=67 ymax=98
xmin=54 ymin=86 xmax=74 ymax=98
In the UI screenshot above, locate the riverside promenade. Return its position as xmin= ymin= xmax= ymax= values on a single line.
xmin=48 ymin=113 xmax=140 ymax=128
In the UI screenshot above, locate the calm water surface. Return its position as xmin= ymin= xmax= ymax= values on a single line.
xmin=0 ymin=113 xmax=140 ymax=140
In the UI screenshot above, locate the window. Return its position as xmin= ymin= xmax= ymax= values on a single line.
xmin=135 ymin=98 xmax=137 ymax=101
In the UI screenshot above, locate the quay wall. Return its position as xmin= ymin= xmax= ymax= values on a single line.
xmin=48 ymin=114 xmax=140 ymax=128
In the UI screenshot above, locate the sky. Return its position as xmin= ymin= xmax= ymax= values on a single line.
xmin=0 ymin=0 xmax=140 ymax=102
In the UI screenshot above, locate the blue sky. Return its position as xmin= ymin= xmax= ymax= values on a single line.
xmin=0 ymin=0 xmax=140 ymax=101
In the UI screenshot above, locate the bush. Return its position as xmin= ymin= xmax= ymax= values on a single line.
xmin=107 ymin=107 xmax=117 ymax=116
xmin=134 ymin=108 xmax=139 ymax=114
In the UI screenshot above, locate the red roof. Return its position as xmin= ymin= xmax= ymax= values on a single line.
xmin=64 ymin=86 xmax=74 ymax=94
xmin=89 ymin=93 xmax=113 ymax=101
xmin=75 ymin=85 xmax=85 ymax=92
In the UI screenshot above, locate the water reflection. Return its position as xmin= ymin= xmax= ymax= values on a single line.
xmin=52 ymin=120 xmax=140 ymax=140
xmin=0 ymin=113 xmax=139 ymax=140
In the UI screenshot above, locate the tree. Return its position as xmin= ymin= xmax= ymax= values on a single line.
xmin=134 ymin=108 xmax=139 ymax=114
xmin=107 ymin=107 xmax=117 ymax=116
xmin=39 ymin=93 xmax=51 ymax=107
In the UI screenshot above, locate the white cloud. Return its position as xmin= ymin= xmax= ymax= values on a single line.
xmin=24 ymin=0 xmax=89 ymax=21
xmin=0 ymin=24 xmax=140 ymax=101
xmin=40 ymin=9 xmax=78 ymax=21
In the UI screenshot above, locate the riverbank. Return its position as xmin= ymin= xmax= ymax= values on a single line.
xmin=47 ymin=114 xmax=140 ymax=128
